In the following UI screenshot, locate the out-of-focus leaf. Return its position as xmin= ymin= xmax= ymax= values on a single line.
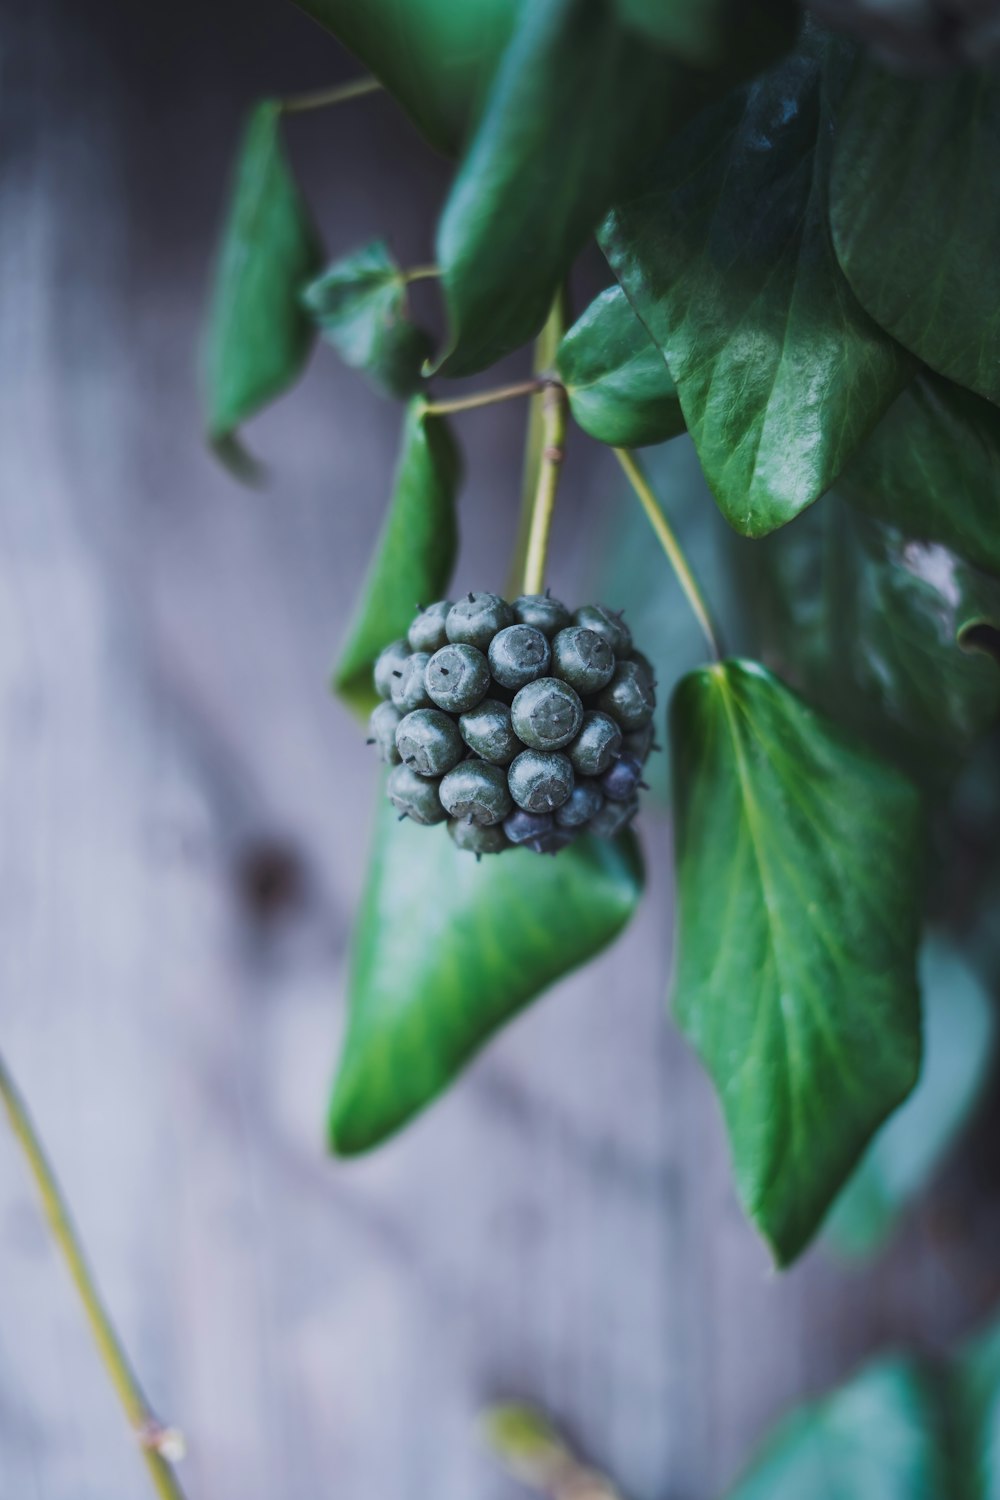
xmin=333 ymin=400 xmax=460 ymax=716
xmin=292 ymin=0 xmax=525 ymax=156
xmin=302 ymin=240 xmax=432 ymax=398
xmin=615 ymin=0 xmax=795 ymax=66
xmin=954 ymin=1314 xmax=1000 ymax=1500
xmin=556 ymin=285 xmax=685 ymax=448
xmin=723 ymin=1360 xmax=945 ymax=1500
xmin=601 ymin=34 xmax=912 ymax=537
xmin=671 ymin=659 xmax=924 ymax=1264
xmin=329 ymin=800 xmax=643 ymax=1153
xmin=826 ymin=936 xmax=996 ymax=1258
xmin=831 ymin=61 xmax=1000 ymax=405
xmin=202 ymin=101 xmax=322 ymax=475
xmin=842 ymin=371 xmax=1000 ymax=581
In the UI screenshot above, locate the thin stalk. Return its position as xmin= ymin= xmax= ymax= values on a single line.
xmin=0 ymin=1049 xmax=188 ymax=1500
xmin=508 ymin=294 xmax=569 ymax=596
xmin=614 ymin=447 xmax=722 ymax=661
xmin=521 ymin=379 xmax=569 ymax=596
xmin=280 ymin=75 xmax=382 ymax=115
xmin=424 ymin=379 xmax=547 ymax=417
xmin=402 ymin=265 xmax=440 ymax=284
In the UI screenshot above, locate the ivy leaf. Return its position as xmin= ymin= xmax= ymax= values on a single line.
xmin=723 ymin=1360 xmax=944 ymax=1500
xmin=434 ymin=0 xmax=704 ymax=378
xmin=291 ymin=0 xmax=525 ymax=157
xmin=953 ymin=1315 xmax=1000 ymax=1500
xmin=825 ymin=936 xmax=996 ymax=1259
xmin=302 ymin=240 xmax=432 ymax=399
xmin=556 ymin=285 xmax=685 ymax=448
xmin=202 ymin=101 xmax=323 ymax=476
xmin=831 ymin=62 xmax=1000 ymax=406
xmin=670 ymin=659 xmax=925 ymax=1265
xmin=842 ymin=371 xmax=1000 ymax=581
xmin=615 ymin=0 xmax=795 ymax=67
xmin=333 ymin=400 xmax=460 ymax=716
xmin=329 ymin=800 xmax=643 ymax=1153
xmin=601 ymin=36 xmax=912 ymax=537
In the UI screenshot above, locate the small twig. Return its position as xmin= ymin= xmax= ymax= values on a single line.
xmin=521 ymin=376 xmax=569 ymax=596
xmin=402 ymin=264 xmax=441 ymax=284
xmin=0 ymin=1049 xmax=189 ymax=1500
xmin=613 ymin=447 xmax=722 ymax=661
xmin=424 ymin=378 xmax=550 ymax=417
xmin=508 ymin=294 xmax=569 ymax=596
xmin=480 ymin=1403 xmax=623 ymax=1500
xmin=280 ymin=75 xmax=382 ymax=115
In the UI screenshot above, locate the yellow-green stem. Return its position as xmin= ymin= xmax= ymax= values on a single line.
xmin=521 ymin=378 xmax=569 ymax=595
xmin=508 ymin=293 xmax=569 ymax=596
xmin=402 ymin=264 xmax=440 ymax=284
xmin=614 ymin=447 xmax=722 ymax=660
xmin=424 ymin=379 xmax=546 ymax=417
xmin=0 ymin=1049 xmax=189 ymax=1500
xmin=280 ymin=75 xmax=382 ymax=114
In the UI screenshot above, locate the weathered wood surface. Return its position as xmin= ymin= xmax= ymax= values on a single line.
xmin=2 ymin=4 xmax=999 ymax=1498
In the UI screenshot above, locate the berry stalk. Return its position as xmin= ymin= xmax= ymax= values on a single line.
xmin=521 ymin=376 xmax=568 ymax=596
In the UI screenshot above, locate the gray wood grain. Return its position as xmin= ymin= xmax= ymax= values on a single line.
xmin=2 ymin=4 xmax=999 ymax=1499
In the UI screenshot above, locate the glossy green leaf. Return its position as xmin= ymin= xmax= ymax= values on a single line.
xmin=202 ymin=101 xmax=322 ymax=475
xmin=724 ymin=1360 xmax=944 ymax=1500
xmin=601 ymin=35 xmax=912 ymax=536
xmin=333 ymin=400 xmax=460 ymax=716
xmin=302 ymin=240 xmax=432 ymax=399
xmin=831 ymin=62 xmax=1000 ymax=406
xmin=556 ymin=285 xmax=685 ymax=448
xmin=670 ymin=659 xmax=925 ymax=1264
xmin=435 ymin=0 xmax=705 ymax=377
xmin=329 ymin=800 xmax=644 ymax=1153
xmin=292 ymin=0 xmax=524 ymax=156
xmin=954 ymin=1315 xmax=1000 ymax=1500
xmin=615 ymin=0 xmax=794 ymax=66
xmin=826 ymin=936 xmax=996 ymax=1258
xmin=842 ymin=371 xmax=1000 ymax=580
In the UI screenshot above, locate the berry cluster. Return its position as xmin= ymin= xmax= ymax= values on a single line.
xmin=367 ymin=592 xmax=657 ymax=857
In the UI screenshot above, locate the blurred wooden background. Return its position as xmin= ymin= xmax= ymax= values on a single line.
xmin=2 ymin=3 xmax=999 ymax=1497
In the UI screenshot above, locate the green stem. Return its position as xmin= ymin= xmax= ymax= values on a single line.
xmin=521 ymin=379 xmax=569 ymax=596
xmin=402 ymin=264 xmax=441 ymax=284
xmin=280 ymin=75 xmax=382 ymax=115
xmin=424 ymin=378 xmax=547 ymax=417
xmin=509 ymin=293 xmax=570 ymax=596
xmin=614 ymin=447 xmax=722 ymax=661
xmin=0 ymin=1049 xmax=189 ymax=1500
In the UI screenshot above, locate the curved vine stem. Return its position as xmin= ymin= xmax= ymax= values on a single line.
xmin=280 ymin=75 xmax=382 ymax=115
xmin=508 ymin=293 xmax=569 ymax=596
xmin=614 ymin=447 xmax=722 ymax=661
xmin=424 ymin=378 xmax=547 ymax=417
xmin=0 ymin=1049 xmax=189 ymax=1500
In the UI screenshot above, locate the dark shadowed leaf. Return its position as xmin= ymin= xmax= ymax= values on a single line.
xmin=329 ymin=800 xmax=643 ymax=1152
xmin=202 ymin=101 xmax=323 ymax=475
xmin=724 ymin=1360 xmax=944 ymax=1499
xmin=601 ymin=34 xmax=912 ymax=536
xmin=556 ymin=285 xmax=685 ymax=448
xmin=333 ymin=400 xmax=460 ymax=716
xmin=292 ymin=0 xmax=524 ymax=156
xmin=825 ymin=936 xmax=995 ymax=1258
xmin=953 ymin=1314 xmax=1000 ymax=1500
xmin=615 ymin=0 xmax=795 ymax=66
xmin=842 ymin=371 xmax=1000 ymax=580
xmin=831 ymin=62 xmax=1000 ymax=406
xmin=670 ymin=659 xmax=925 ymax=1264
xmin=302 ymin=240 xmax=432 ymax=398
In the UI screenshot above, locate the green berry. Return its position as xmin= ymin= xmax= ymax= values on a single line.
xmin=459 ymin=699 xmax=520 ymax=765
xmin=550 ymin=626 xmax=616 ymax=694
xmin=555 ymin=778 xmax=603 ymax=828
xmin=512 ymin=592 xmax=572 ymax=637
xmin=448 ymin=819 xmax=509 ymax=857
xmin=446 ymin=591 xmax=515 ymax=649
xmin=395 ymin=708 xmax=464 ymax=777
xmin=426 ymin=644 xmax=491 ymax=712
xmin=440 ymin=761 xmax=513 ymax=826
xmin=566 ymin=711 xmax=622 ymax=776
xmin=374 ymin=639 xmax=411 ymax=700
xmin=368 ymin=701 xmax=403 ymax=764
xmin=601 ymin=752 xmax=643 ymax=802
xmin=511 ymin=677 xmax=583 ymax=751
xmin=488 ymin=624 xmax=551 ymax=689
xmin=596 ymin=660 xmax=656 ymax=731
xmin=622 ymin=723 xmax=655 ymax=760
xmin=573 ymin=603 xmax=631 ymax=656
xmin=588 ymin=793 xmax=639 ymax=838
xmin=508 ymin=749 xmax=574 ymax=813
xmin=390 ymin=651 xmax=433 ymax=711
xmin=408 ymin=600 xmax=453 ymax=653
xmin=387 ymin=764 xmax=447 ymax=825
xmin=503 ymin=808 xmax=554 ymax=845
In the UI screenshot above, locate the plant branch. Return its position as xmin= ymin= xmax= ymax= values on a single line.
xmin=508 ymin=294 xmax=569 ymax=596
xmin=280 ymin=76 xmax=382 ymax=115
xmin=614 ymin=447 xmax=722 ymax=661
xmin=521 ymin=379 xmax=568 ymax=596
xmin=424 ymin=378 xmax=548 ymax=416
xmin=0 ymin=1048 xmax=189 ymax=1500
xmin=402 ymin=264 xmax=440 ymax=284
